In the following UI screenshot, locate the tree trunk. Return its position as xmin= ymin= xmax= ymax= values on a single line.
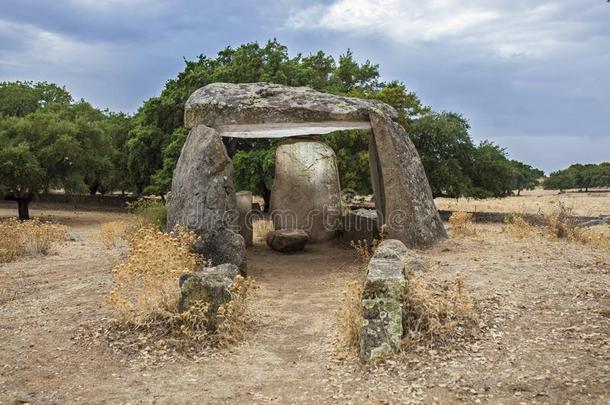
xmin=5 ymin=195 xmax=32 ymax=220
xmin=89 ymin=182 xmax=99 ymax=195
xmin=17 ymin=198 xmax=30 ymax=220
xmin=262 ymin=188 xmax=271 ymax=213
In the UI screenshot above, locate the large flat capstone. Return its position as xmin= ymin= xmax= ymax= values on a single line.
xmin=184 ymin=82 xmax=396 ymax=130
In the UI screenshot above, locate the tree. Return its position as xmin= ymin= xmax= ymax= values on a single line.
xmin=97 ymin=112 xmax=134 ymax=194
xmin=126 ymin=125 xmax=165 ymax=195
xmin=408 ymin=112 xmax=476 ymax=197
xmin=322 ymin=131 xmax=373 ymax=195
xmin=0 ymin=82 xmax=118 ymax=219
xmin=0 ymin=81 xmax=72 ymax=117
xmin=470 ymin=142 xmax=515 ymax=198
xmin=0 ymin=142 xmax=44 ymax=219
xmin=511 ymin=160 xmax=544 ymax=195
xmin=544 ymin=162 xmax=610 ymax=191
xmin=232 ymin=147 xmax=276 ymax=211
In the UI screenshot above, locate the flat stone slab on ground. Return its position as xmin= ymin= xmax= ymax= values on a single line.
xmin=266 ymin=229 xmax=309 ymax=253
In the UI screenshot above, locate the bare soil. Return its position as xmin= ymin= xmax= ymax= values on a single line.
xmin=0 ymin=205 xmax=609 ymax=404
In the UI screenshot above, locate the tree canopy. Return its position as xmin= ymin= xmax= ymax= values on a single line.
xmin=544 ymin=163 xmax=610 ymax=191
xmin=1 ymin=40 xmax=555 ymax=220
xmin=0 ymin=82 xmax=119 ymax=218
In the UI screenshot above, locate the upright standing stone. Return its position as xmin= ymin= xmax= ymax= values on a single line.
xmin=236 ymin=191 xmax=253 ymax=247
xmin=167 ymin=125 xmax=247 ymax=273
xmin=270 ymin=138 xmax=342 ymax=243
xmin=360 ymin=239 xmax=407 ymax=362
xmin=369 ymin=112 xmax=447 ymax=247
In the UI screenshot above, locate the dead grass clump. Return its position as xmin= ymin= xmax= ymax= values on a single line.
xmin=0 ymin=218 xmax=68 ymax=263
xmin=109 ymin=226 xmax=200 ymax=323
xmin=350 ymin=239 xmax=379 ymax=265
xmin=338 ymin=279 xmax=363 ymax=352
xmin=107 ymin=226 xmax=256 ymax=354
xmin=349 ymin=224 xmax=387 ymax=266
xmin=449 ymin=212 xmax=476 ymax=236
xmin=503 ymin=214 xmax=538 ymax=239
xmin=100 ymin=221 xmax=128 ymax=249
xmin=546 ymin=204 xmax=610 ymax=249
xmin=402 ymin=272 xmax=478 ymax=348
xmin=0 ymin=274 xmax=12 ymax=306
xmin=214 ymin=275 xmax=257 ymax=346
xmin=253 ymin=218 xmax=274 ymax=243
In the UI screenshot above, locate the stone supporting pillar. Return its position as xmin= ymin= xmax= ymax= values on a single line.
xmin=270 ymin=138 xmax=342 ymax=243
xmin=236 ymin=191 xmax=253 ymax=247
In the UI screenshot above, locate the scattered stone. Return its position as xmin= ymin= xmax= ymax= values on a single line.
xmin=342 ymin=208 xmax=379 ymax=246
xmin=266 ymin=229 xmax=309 ymax=253
xmin=360 ymin=240 xmax=407 ymax=362
xmin=373 ymin=239 xmax=427 ymax=272
xmin=178 ymin=264 xmax=240 ymax=331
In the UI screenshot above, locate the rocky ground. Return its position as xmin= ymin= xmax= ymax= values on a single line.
xmin=0 ymin=205 xmax=608 ymax=404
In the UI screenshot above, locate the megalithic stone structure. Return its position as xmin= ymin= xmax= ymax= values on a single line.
xmin=168 ymin=83 xmax=446 ymax=270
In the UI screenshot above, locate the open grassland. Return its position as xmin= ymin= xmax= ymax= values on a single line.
xmin=435 ymin=188 xmax=610 ymax=217
xmin=0 ymin=199 xmax=608 ymax=404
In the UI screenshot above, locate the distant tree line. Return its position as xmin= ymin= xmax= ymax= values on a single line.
xmin=1 ymin=40 xmax=546 ymax=219
xmin=544 ymin=163 xmax=610 ymax=192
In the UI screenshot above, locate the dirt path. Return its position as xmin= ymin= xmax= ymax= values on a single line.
xmin=1 ymin=208 xmax=609 ymax=404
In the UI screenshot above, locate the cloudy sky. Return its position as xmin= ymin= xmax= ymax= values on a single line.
xmin=1 ymin=0 xmax=608 ymax=172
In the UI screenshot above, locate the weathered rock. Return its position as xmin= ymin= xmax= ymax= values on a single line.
xmin=373 ymin=239 xmax=427 ymax=273
xmin=270 ymin=139 xmax=342 ymax=243
xmin=167 ymin=125 xmax=247 ymax=273
xmin=369 ymin=112 xmax=447 ymax=247
xmin=184 ymin=82 xmax=396 ymax=133
xmin=360 ymin=239 xmax=407 ymax=362
xmin=236 ymin=191 xmax=253 ymax=247
xmin=266 ymin=229 xmax=309 ymax=253
xmin=342 ymin=208 xmax=379 ymax=246
xmin=178 ymin=264 xmax=240 ymax=331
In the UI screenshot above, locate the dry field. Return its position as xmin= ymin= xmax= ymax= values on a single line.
xmin=0 ymin=198 xmax=609 ymax=404
xmin=435 ymin=188 xmax=610 ymax=217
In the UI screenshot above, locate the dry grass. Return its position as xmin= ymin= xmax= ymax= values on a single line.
xmin=99 ymin=220 xmax=128 ymax=249
xmin=546 ymin=204 xmax=610 ymax=250
xmin=340 ymin=232 xmax=478 ymax=356
xmin=338 ymin=279 xmax=362 ymax=351
xmin=349 ymin=224 xmax=387 ymax=266
xmin=214 ymin=276 xmax=257 ymax=346
xmin=107 ymin=225 xmax=256 ymax=353
xmin=0 ymin=218 xmax=68 ymax=263
xmin=0 ymin=274 xmax=12 ymax=306
xmin=253 ymin=218 xmax=274 ymax=244
xmin=448 ymin=211 xmax=476 ymax=236
xmin=109 ymin=226 xmax=201 ymax=324
xmin=402 ymin=272 xmax=478 ymax=348
xmin=503 ymin=214 xmax=539 ymax=239
xmin=436 ymin=188 xmax=610 ymax=217
xmin=502 ymin=204 xmax=610 ymax=250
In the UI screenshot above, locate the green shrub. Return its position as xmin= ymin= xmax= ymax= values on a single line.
xmin=126 ymin=198 xmax=167 ymax=230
